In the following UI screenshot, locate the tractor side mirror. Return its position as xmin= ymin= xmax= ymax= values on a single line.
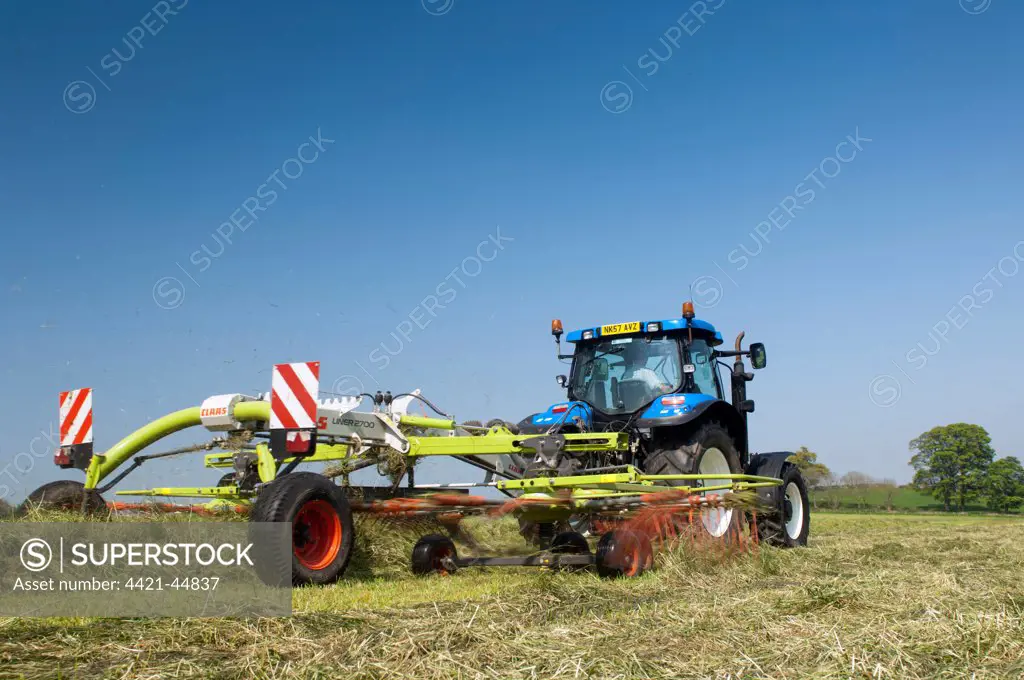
xmin=556 ymin=375 xmax=567 ymax=388
xmin=749 ymin=343 xmax=767 ymax=369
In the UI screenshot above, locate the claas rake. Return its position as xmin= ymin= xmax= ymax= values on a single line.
xmin=24 ymin=302 xmax=810 ymax=585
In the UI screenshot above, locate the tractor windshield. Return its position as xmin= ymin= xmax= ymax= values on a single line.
xmin=569 ymin=336 xmax=682 ymax=415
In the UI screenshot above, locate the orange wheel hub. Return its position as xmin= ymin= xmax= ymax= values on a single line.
xmin=433 ymin=545 xmax=454 ymax=575
xmin=293 ymin=499 xmax=342 ymax=570
xmin=621 ymin=542 xmax=641 ymax=577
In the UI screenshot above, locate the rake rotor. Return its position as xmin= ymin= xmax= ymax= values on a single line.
xmin=355 ymin=486 xmax=767 ymax=559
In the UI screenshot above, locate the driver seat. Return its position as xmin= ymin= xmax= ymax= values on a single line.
xmin=583 ymin=378 xmax=608 ymax=411
xmin=614 ymin=379 xmax=650 ymax=411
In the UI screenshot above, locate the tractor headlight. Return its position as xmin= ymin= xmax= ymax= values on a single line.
xmin=582 ymin=330 xmax=594 ymax=340
xmin=647 ymin=322 xmax=661 ymax=332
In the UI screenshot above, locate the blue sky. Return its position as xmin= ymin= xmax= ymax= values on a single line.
xmin=1 ymin=0 xmax=1022 ymax=501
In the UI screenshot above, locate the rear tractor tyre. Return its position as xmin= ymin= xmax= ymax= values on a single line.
xmin=411 ymin=534 xmax=459 ymax=576
xmin=249 ymin=472 xmax=354 ymax=587
xmin=644 ymin=422 xmax=743 ymax=540
xmin=595 ymin=529 xmax=653 ymax=578
xmin=21 ymin=480 xmax=107 ymax=515
xmin=756 ymin=463 xmax=810 ymax=547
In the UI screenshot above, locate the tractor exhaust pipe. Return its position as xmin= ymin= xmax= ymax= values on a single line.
xmin=731 ymin=332 xmax=748 ymax=414
xmin=730 ymin=332 xmax=755 ymax=456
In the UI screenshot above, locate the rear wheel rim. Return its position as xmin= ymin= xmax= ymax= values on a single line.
xmin=293 ymin=499 xmax=342 ymax=571
xmin=784 ymin=482 xmax=804 ymax=539
xmin=698 ymin=447 xmax=733 ymax=537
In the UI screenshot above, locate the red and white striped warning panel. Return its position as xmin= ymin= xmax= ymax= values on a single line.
xmin=269 ymin=362 xmax=320 ymax=430
xmin=59 ymin=388 xmax=94 ymax=446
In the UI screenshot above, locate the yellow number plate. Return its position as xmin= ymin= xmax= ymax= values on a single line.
xmin=600 ymin=321 xmax=641 ymax=336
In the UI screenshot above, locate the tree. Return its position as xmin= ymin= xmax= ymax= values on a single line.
xmin=909 ymin=423 xmax=995 ymax=512
xmin=984 ymin=457 xmax=1024 ymax=513
xmin=787 ymin=447 xmax=832 ymax=488
xmin=839 ymin=471 xmax=876 ymax=488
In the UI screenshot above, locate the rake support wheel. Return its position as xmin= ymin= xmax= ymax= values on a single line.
xmin=595 ymin=529 xmax=653 ymax=578
xmin=411 ymin=534 xmax=459 ymax=576
xmin=250 ymin=472 xmax=354 ymax=587
xmin=22 ymin=480 xmax=107 ymax=515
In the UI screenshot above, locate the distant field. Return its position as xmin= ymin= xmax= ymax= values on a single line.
xmin=2 ymin=511 xmax=1024 ymax=679
xmin=810 ymin=485 xmax=1008 ymax=513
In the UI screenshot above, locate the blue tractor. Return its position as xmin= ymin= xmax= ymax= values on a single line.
xmin=516 ymin=302 xmax=810 ymax=547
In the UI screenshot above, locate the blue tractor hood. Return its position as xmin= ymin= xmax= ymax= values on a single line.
xmin=526 ymin=401 xmax=594 ymax=428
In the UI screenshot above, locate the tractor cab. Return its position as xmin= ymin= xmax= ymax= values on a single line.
xmin=520 ymin=303 xmax=766 ymax=442
xmin=565 ymin=320 xmax=724 ymax=417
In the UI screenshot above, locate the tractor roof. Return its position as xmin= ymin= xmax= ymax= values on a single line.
xmin=566 ymin=318 xmax=724 ymax=346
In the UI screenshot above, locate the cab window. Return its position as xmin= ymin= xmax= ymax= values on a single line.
xmin=688 ymin=339 xmax=721 ymax=398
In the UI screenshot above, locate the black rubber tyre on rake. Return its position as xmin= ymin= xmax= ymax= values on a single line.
xmin=411 ymin=534 xmax=459 ymax=575
xmin=249 ymin=472 xmax=355 ymax=587
xmin=21 ymin=480 xmax=107 ymax=515
xmin=595 ymin=529 xmax=653 ymax=578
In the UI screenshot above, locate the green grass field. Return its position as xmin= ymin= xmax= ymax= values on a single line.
xmin=2 ymin=512 xmax=1023 ymax=679
xmin=809 ymin=486 xmax=1005 ymax=513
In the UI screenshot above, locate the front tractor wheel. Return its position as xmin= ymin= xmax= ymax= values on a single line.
xmin=757 ymin=464 xmax=810 ymax=547
xmin=644 ymin=422 xmax=743 ymax=540
xmin=250 ymin=472 xmax=354 ymax=587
